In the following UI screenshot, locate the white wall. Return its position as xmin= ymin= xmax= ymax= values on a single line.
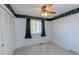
xmin=51 ymin=13 xmax=79 ymax=53
xmin=15 ymin=18 xmax=52 ymax=48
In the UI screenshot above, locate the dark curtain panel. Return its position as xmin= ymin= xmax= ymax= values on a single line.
xmin=41 ymin=20 xmax=46 ymax=37
xmin=25 ymin=18 xmax=32 ymax=39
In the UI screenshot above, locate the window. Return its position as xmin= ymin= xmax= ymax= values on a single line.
xmin=31 ymin=19 xmax=41 ymax=34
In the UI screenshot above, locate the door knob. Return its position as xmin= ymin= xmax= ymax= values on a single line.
xmin=1 ymin=44 xmax=4 ymax=46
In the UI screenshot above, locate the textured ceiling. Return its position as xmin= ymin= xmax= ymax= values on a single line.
xmin=11 ymin=4 xmax=79 ymax=18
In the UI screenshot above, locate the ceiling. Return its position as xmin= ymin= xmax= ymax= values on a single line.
xmin=11 ymin=4 xmax=79 ymax=19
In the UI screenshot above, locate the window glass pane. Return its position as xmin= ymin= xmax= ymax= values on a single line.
xmin=31 ymin=20 xmax=36 ymax=34
xmin=31 ymin=19 xmax=41 ymax=34
xmin=36 ymin=20 xmax=41 ymax=33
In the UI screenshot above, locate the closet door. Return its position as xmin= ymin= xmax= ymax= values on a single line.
xmin=2 ymin=9 xmax=13 ymax=55
xmin=2 ymin=10 xmax=15 ymax=54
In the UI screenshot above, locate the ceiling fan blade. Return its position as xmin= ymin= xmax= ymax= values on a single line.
xmin=42 ymin=4 xmax=53 ymax=11
xmin=47 ymin=4 xmax=53 ymax=8
xmin=47 ymin=11 xmax=56 ymax=14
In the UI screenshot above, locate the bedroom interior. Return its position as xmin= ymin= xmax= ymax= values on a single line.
xmin=0 ymin=4 xmax=79 ymax=55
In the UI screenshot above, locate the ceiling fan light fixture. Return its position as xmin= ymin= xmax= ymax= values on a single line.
xmin=44 ymin=12 xmax=48 ymax=16
xmin=42 ymin=12 xmax=48 ymax=17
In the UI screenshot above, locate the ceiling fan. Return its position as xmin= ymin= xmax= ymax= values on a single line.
xmin=42 ymin=4 xmax=56 ymax=17
xmin=34 ymin=4 xmax=56 ymax=17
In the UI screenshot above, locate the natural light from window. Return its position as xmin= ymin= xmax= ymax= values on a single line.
xmin=31 ymin=19 xmax=41 ymax=34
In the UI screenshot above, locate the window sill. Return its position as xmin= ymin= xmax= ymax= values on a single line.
xmin=31 ymin=33 xmax=46 ymax=38
xmin=31 ymin=33 xmax=41 ymax=36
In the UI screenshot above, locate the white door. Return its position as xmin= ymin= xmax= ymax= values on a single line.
xmin=2 ymin=9 xmax=15 ymax=55
xmin=2 ymin=9 xmax=11 ymax=54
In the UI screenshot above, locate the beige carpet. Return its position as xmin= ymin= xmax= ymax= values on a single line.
xmin=13 ymin=42 xmax=78 ymax=55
